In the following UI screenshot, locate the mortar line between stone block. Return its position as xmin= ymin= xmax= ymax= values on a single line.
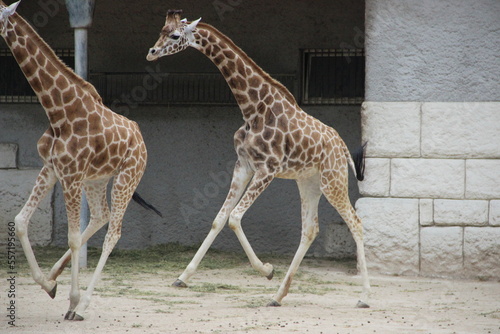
xmin=388 ymin=158 xmax=392 ymax=196
xmin=418 ymin=198 xmax=422 ymax=274
xmin=419 ymin=102 xmax=423 ymax=158
xmin=463 ymin=159 xmax=467 ymax=199
xmin=461 ymin=226 xmax=465 ymax=269
xmin=487 ymin=199 xmax=490 ymax=226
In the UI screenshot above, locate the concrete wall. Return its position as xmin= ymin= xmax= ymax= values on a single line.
xmin=0 ymin=104 xmax=362 ymax=257
xmin=359 ymin=0 xmax=500 ymax=280
xmin=365 ymin=0 xmax=499 ymax=101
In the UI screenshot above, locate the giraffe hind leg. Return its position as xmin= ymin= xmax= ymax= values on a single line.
xmin=71 ymin=170 xmax=142 ymax=320
xmin=48 ymin=179 xmax=111 ymax=282
xmin=268 ymin=175 xmax=322 ymax=306
xmin=321 ymin=175 xmax=371 ymax=308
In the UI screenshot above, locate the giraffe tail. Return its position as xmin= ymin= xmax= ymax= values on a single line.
xmin=132 ymin=192 xmax=163 ymax=217
xmin=347 ymin=142 xmax=367 ymax=181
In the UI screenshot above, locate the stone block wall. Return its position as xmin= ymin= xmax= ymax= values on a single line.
xmin=356 ymin=102 xmax=500 ymax=280
xmin=0 ymin=143 xmax=53 ymax=246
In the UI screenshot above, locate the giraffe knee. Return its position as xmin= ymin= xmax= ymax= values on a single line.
xmin=14 ymin=214 xmax=28 ymax=237
xmin=228 ymin=211 xmax=242 ymax=231
xmin=210 ymin=213 xmax=227 ymax=232
xmin=68 ymin=232 xmax=82 ymax=251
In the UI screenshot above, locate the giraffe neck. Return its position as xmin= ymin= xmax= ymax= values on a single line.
xmin=192 ymin=23 xmax=298 ymax=120
xmin=2 ymin=12 xmax=102 ymax=123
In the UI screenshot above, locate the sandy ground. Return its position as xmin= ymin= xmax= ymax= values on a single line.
xmin=2 ymin=259 xmax=499 ymax=334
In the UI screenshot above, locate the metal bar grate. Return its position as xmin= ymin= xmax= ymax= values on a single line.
xmin=89 ymin=72 xmax=297 ymax=106
xmin=302 ymin=48 xmax=364 ymax=105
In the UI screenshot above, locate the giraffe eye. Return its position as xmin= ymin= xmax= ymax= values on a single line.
xmin=170 ymin=34 xmax=180 ymax=40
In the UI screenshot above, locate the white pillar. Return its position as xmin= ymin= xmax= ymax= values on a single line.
xmin=74 ymin=27 xmax=89 ymax=269
xmin=74 ymin=28 xmax=88 ymax=80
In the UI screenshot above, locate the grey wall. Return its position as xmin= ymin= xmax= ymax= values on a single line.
xmin=0 ymin=105 xmax=361 ymax=257
xmin=0 ymin=0 xmax=365 ymax=257
xmin=365 ymin=0 xmax=500 ymax=102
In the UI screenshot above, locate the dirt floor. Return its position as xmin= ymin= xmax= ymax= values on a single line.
xmin=2 ymin=250 xmax=499 ymax=334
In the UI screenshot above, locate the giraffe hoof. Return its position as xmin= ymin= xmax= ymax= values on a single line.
xmin=266 ymin=269 xmax=274 ymax=280
xmin=172 ymin=279 xmax=188 ymax=288
xmin=356 ymin=300 xmax=370 ymax=308
xmin=267 ymin=300 xmax=281 ymax=307
xmin=64 ymin=311 xmax=75 ymax=320
xmin=64 ymin=311 xmax=84 ymax=321
xmin=47 ymin=282 xmax=57 ymax=299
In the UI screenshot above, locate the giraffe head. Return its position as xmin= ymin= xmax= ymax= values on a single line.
xmin=0 ymin=0 xmax=20 ymax=36
xmin=147 ymin=9 xmax=201 ymax=61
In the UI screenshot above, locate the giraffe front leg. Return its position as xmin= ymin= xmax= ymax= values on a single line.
xmin=228 ymin=170 xmax=276 ymax=280
xmin=72 ymin=226 xmax=120 ymax=320
xmin=229 ymin=208 xmax=274 ymax=279
xmin=15 ymin=166 xmax=58 ymax=298
xmin=175 ymin=160 xmax=253 ymax=287
xmin=61 ymin=183 xmax=84 ymax=321
xmin=64 ymin=231 xmax=83 ymax=321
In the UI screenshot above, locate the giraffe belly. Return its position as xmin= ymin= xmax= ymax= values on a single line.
xmin=276 ymin=166 xmax=319 ymax=180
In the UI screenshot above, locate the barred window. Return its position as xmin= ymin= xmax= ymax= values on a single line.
xmin=302 ymin=49 xmax=364 ymax=105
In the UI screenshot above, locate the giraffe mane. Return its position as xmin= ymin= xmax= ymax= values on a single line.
xmin=11 ymin=11 xmax=103 ymax=103
xmin=197 ymin=22 xmax=299 ymax=108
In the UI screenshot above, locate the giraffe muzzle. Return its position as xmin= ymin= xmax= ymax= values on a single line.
xmin=147 ymin=48 xmax=160 ymax=61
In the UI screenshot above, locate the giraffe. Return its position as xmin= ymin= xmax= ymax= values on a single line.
xmin=147 ymin=10 xmax=370 ymax=308
xmin=1 ymin=1 xmax=160 ymax=320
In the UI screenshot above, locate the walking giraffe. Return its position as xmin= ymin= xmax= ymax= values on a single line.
xmin=147 ymin=10 xmax=370 ymax=307
xmin=1 ymin=1 xmax=160 ymax=320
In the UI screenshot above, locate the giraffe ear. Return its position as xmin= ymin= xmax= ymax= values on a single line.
xmin=2 ymin=0 xmax=21 ymax=17
xmin=185 ymin=17 xmax=201 ymax=33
